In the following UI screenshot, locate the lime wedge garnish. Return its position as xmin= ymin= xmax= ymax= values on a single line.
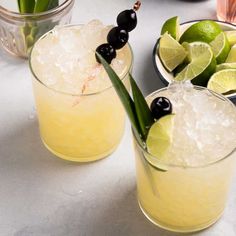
xmin=210 ymin=32 xmax=231 ymax=64
xmin=226 ymin=45 xmax=236 ymax=63
xmin=179 ymin=20 xmax=222 ymax=43
xmin=207 ymin=69 xmax=236 ymax=94
xmin=159 ymin=32 xmax=187 ymax=72
xmin=174 ymin=42 xmax=216 ymax=86
xmin=143 ymin=153 xmax=168 ymax=171
xmin=146 ymin=114 xmax=174 ymax=160
xmin=225 ymin=31 xmax=236 ymax=46
xmin=216 ymin=62 xmax=236 ymax=72
xmin=161 ymin=16 xmax=180 ymax=40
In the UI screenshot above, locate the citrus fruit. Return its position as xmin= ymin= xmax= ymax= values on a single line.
xmin=216 ymin=62 xmax=236 ymax=71
xmin=226 ymin=45 xmax=236 ymax=63
xmin=161 ymin=16 xmax=180 ymax=40
xmin=224 ymin=31 xmax=236 ymax=46
xmin=207 ymin=69 xmax=236 ymax=94
xmin=179 ymin=20 xmax=222 ymax=43
xmin=143 ymin=153 xmax=168 ymax=171
xmin=159 ymin=32 xmax=187 ymax=72
xmin=210 ymin=32 xmax=231 ymax=64
xmin=146 ymin=114 xmax=174 ymax=160
xmin=174 ymin=42 xmax=216 ymax=86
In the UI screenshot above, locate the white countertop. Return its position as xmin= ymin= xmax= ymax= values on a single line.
xmin=1 ymin=0 xmax=236 ymax=235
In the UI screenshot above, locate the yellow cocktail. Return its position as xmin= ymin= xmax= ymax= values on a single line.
xmin=30 ymin=21 xmax=132 ymax=162
xmin=134 ymin=145 xmax=236 ymax=232
xmin=133 ymin=86 xmax=236 ymax=232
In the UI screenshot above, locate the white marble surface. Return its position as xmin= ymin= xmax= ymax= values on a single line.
xmin=1 ymin=0 xmax=236 ymax=235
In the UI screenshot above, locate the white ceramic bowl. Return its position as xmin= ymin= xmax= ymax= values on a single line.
xmin=153 ymin=20 xmax=236 ymax=104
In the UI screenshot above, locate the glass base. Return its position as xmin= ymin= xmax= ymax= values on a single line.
xmin=42 ymin=139 xmax=119 ymax=162
xmin=0 ymin=42 xmax=28 ymax=59
xmin=138 ymin=200 xmax=224 ymax=233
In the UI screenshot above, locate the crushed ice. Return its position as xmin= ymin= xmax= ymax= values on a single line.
xmin=31 ymin=20 xmax=130 ymax=95
xmin=159 ymin=82 xmax=236 ymax=166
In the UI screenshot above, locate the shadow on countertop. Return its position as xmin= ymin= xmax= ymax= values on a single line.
xmin=13 ymin=186 xmax=182 ymax=236
xmin=0 ymin=119 xmax=179 ymax=236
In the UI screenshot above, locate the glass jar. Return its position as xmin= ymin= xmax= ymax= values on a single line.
xmin=217 ymin=0 xmax=236 ymax=24
xmin=0 ymin=0 xmax=74 ymax=59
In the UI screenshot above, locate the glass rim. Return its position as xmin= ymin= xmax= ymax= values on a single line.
xmin=133 ymin=85 xmax=236 ymax=169
xmin=0 ymin=0 xmax=75 ymax=21
xmin=29 ymin=24 xmax=134 ymax=97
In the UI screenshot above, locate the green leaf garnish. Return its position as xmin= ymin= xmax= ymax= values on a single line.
xmin=129 ymin=74 xmax=154 ymax=139
xmin=96 ymin=52 xmax=154 ymax=145
xmin=18 ymin=0 xmax=35 ymax=13
xmin=97 ymin=53 xmax=167 ymax=178
xmin=96 ymin=53 xmax=142 ymax=138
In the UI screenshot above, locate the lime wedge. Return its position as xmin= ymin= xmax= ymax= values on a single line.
xmin=143 ymin=153 xmax=168 ymax=171
xmin=216 ymin=62 xmax=236 ymax=71
xmin=146 ymin=114 xmax=174 ymax=160
xmin=207 ymin=69 xmax=236 ymax=94
xmin=225 ymin=31 xmax=236 ymax=46
xmin=226 ymin=45 xmax=236 ymax=63
xmin=159 ymin=32 xmax=187 ymax=72
xmin=175 ymin=42 xmax=216 ymax=86
xmin=161 ymin=16 xmax=180 ymax=40
xmin=210 ymin=32 xmax=231 ymax=64
xmin=179 ymin=20 xmax=222 ymax=43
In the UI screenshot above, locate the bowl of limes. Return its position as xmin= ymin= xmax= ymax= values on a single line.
xmin=153 ymin=17 xmax=236 ymax=103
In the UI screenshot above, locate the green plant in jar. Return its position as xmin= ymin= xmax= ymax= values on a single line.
xmin=17 ymin=0 xmax=59 ymax=53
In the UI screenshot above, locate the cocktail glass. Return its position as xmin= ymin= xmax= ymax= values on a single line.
xmin=217 ymin=0 xmax=236 ymax=24
xmin=133 ymin=86 xmax=236 ymax=233
xmin=29 ymin=24 xmax=133 ymax=162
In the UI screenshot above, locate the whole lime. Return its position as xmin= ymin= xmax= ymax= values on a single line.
xmin=180 ymin=20 xmax=222 ymax=43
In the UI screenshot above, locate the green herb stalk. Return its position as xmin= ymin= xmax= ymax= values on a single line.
xmin=17 ymin=0 xmax=59 ymax=55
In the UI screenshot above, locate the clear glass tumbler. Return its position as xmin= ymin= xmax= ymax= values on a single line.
xmin=29 ymin=25 xmax=133 ymax=162
xmin=133 ymin=87 xmax=236 ymax=233
xmin=0 ymin=0 xmax=74 ymax=59
xmin=217 ymin=0 xmax=236 ymax=24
